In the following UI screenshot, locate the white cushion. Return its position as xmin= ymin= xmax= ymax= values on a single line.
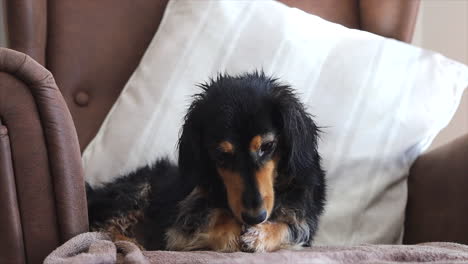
xmin=82 ymin=0 xmax=468 ymax=245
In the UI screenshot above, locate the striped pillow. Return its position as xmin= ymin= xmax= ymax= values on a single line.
xmin=82 ymin=0 xmax=468 ymax=245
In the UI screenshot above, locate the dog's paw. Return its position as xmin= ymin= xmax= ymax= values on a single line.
xmin=240 ymin=225 xmax=267 ymax=252
xmin=240 ymin=222 xmax=289 ymax=253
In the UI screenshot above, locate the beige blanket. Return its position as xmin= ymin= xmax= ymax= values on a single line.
xmin=45 ymin=232 xmax=468 ymax=264
xmin=44 ymin=232 xmax=148 ymax=264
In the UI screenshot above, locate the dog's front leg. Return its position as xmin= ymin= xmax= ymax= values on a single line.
xmin=203 ymin=209 xmax=243 ymax=252
xmin=166 ymin=208 xmax=242 ymax=252
xmin=165 ymin=188 xmax=243 ymax=252
xmin=240 ymin=221 xmax=290 ymax=252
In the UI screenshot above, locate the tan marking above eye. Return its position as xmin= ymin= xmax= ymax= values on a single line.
xmin=250 ymin=135 xmax=263 ymax=152
xmin=219 ymin=141 xmax=234 ymax=153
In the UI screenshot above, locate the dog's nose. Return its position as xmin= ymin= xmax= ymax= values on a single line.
xmin=241 ymin=210 xmax=267 ymax=225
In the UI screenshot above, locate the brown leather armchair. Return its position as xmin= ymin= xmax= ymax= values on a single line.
xmin=1 ymin=1 xmax=467 ymax=263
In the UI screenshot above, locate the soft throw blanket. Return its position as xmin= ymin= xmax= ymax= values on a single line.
xmin=45 ymin=232 xmax=468 ymax=264
xmin=44 ymin=232 xmax=148 ymax=264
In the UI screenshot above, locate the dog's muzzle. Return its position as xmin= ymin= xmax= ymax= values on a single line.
xmin=241 ymin=210 xmax=267 ymax=225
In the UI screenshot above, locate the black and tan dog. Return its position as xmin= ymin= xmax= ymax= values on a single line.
xmin=87 ymin=72 xmax=326 ymax=252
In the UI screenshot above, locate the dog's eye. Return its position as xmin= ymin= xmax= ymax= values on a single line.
xmin=259 ymin=141 xmax=275 ymax=157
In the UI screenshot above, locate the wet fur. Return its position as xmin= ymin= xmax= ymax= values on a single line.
xmin=87 ymin=72 xmax=326 ymax=252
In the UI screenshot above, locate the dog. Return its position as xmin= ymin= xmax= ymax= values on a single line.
xmin=87 ymin=72 xmax=326 ymax=252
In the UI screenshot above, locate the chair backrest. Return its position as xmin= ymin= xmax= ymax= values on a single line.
xmin=5 ymin=0 xmax=419 ymax=151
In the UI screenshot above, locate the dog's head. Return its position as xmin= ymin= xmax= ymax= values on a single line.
xmin=178 ymin=72 xmax=321 ymax=225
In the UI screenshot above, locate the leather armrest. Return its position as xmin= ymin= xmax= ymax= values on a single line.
xmin=404 ymin=133 xmax=468 ymax=244
xmin=0 ymin=48 xmax=88 ymax=264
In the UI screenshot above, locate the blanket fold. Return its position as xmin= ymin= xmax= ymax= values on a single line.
xmin=44 ymin=232 xmax=148 ymax=264
xmin=45 ymin=232 xmax=468 ymax=264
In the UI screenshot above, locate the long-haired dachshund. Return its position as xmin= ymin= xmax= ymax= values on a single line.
xmin=87 ymin=72 xmax=326 ymax=252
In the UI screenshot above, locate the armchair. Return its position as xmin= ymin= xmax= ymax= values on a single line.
xmin=1 ymin=1 xmax=466 ymax=263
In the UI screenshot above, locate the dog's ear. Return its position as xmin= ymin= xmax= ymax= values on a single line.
xmin=271 ymin=84 xmax=324 ymax=186
xmin=178 ymin=94 xmax=208 ymax=187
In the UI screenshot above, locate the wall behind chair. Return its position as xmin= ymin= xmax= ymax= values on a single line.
xmin=412 ymin=0 xmax=468 ymax=150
